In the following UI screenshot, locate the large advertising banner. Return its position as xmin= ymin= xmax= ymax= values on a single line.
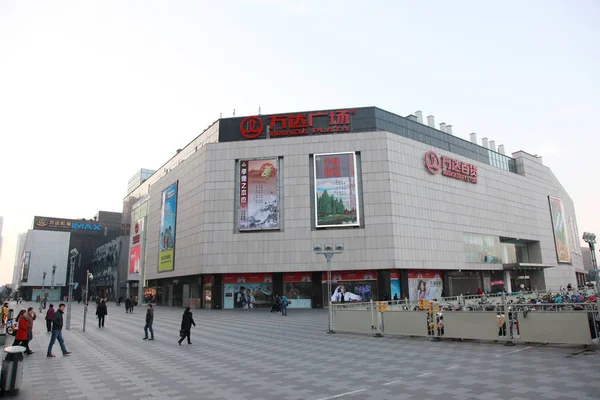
xmin=129 ymin=218 xmax=144 ymax=276
xmin=238 ymin=158 xmax=280 ymax=231
xmin=223 ymin=273 xmax=273 ymax=309
xmin=314 ymin=152 xmax=360 ymax=228
xmin=322 ymin=270 xmax=377 ymax=303
xmin=158 ymin=182 xmax=178 ymax=272
xmin=548 ymin=196 xmax=572 ymax=263
xmin=390 ymin=269 xmax=401 ymax=300
xmin=408 ymin=270 xmax=443 ymax=301
xmin=283 ymin=272 xmax=312 ymax=308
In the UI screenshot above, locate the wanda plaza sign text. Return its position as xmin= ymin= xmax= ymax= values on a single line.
xmin=240 ymin=109 xmax=355 ymax=139
xmin=424 ymin=150 xmax=478 ymax=184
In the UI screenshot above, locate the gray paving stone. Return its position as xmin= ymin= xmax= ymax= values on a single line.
xmin=5 ymin=301 xmax=599 ymax=400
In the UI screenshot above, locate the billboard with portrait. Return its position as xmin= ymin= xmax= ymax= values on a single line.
xmin=238 ymin=158 xmax=280 ymax=231
xmin=548 ymin=196 xmax=571 ymax=263
xmin=408 ymin=270 xmax=443 ymax=301
xmin=158 ymin=182 xmax=178 ymax=272
xmin=322 ymin=270 xmax=377 ymax=303
xmin=222 ymin=273 xmax=273 ymax=309
xmin=314 ymin=152 xmax=360 ymax=228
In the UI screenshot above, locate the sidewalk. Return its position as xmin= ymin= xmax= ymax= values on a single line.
xmin=3 ymin=301 xmax=599 ymax=400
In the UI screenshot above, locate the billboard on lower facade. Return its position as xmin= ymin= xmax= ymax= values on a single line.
xmin=408 ymin=270 xmax=443 ymax=301
xmin=223 ymin=273 xmax=273 ymax=309
xmin=548 ymin=196 xmax=571 ymax=263
xmin=238 ymin=158 xmax=280 ymax=231
xmin=283 ymin=272 xmax=312 ymax=308
xmin=314 ymin=152 xmax=360 ymax=228
xmin=390 ymin=269 xmax=401 ymax=300
xmin=322 ymin=270 xmax=377 ymax=303
xmin=158 ymin=182 xmax=178 ymax=272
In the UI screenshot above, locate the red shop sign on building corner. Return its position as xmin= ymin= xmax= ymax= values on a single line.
xmin=240 ymin=109 xmax=356 ymax=139
xmin=424 ymin=150 xmax=478 ymax=184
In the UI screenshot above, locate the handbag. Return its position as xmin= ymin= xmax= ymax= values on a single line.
xmin=179 ymin=329 xmax=186 ymax=338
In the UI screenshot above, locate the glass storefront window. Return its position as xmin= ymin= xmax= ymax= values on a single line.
xmin=464 ymin=233 xmax=517 ymax=264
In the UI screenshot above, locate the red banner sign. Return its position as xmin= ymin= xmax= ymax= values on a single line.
xmin=240 ymin=109 xmax=355 ymax=139
xmin=283 ymin=273 xmax=312 ymax=283
xmin=407 ymin=270 xmax=441 ymax=280
xmin=390 ymin=270 xmax=400 ymax=280
xmin=322 ymin=270 xmax=377 ymax=282
xmin=222 ymin=273 xmax=273 ymax=284
xmin=424 ymin=150 xmax=478 ymax=184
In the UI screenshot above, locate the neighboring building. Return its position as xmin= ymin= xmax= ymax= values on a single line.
xmin=18 ymin=212 xmax=121 ymax=301
xmin=11 ymin=233 xmax=27 ymax=290
xmin=121 ymin=107 xmax=585 ymax=309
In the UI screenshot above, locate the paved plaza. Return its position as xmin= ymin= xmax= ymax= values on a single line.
xmin=5 ymin=301 xmax=599 ymax=400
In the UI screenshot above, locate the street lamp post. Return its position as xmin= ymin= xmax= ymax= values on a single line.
xmin=313 ymin=243 xmax=344 ymax=334
xmin=39 ymin=272 xmax=47 ymax=312
xmin=66 ymin=248 xmax=79 ymax=330
xmin=51 ymin=264 xmax=57 ymax=289
xmin=582 ymin=232 xmax=599 ymax=296
xmin=82 ymin=271 xmax=93 ymax=332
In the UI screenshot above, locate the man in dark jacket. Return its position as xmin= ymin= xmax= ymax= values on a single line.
xmin=96 ymin=300 xmax=108 ymax=328
xmin=47 ymin=303 xmax=71 ymax=357
xmin=143 ymin=304 xmax=154 ymax=340
xmin=125 ymin=298 xmax=132 ymax=314
xmin=178 ymin=307 xmax=195 ymax=345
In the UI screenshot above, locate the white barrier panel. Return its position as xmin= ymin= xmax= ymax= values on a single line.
xmin=382 ymin=311 xmax=429 ymax=336
xmin=517 ymin=312 xmax=594 ymax=345
xmin=443 ymin=312 xmax=504 ymax=341
xmin=333 ymin=310 xmax=374 ymax=334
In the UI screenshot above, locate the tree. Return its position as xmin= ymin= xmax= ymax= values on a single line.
xmin=0 ymin=284 xmax=12 ymax=302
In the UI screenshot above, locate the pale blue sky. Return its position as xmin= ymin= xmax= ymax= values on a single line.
xmin=0 ymin=0 xmax=598 ymax=284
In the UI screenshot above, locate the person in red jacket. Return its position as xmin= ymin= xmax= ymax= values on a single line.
xmin=45 ymin=304 xmax=55 ymax=333
xmin=12 ymin=310 xmax=33 ymax=355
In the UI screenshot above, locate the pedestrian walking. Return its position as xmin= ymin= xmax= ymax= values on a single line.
xmin=271 ymin=295 xmax=280 ymax=313
xmin=47 ymin=303 xmax=71 ymax=358
xmin=96 ymin=300 xmax=108 ymax=328
xmin=117 ymin=296 xmax=122 ymax=306
xmin=125 ymin=298 xmax=131 ymax=313
xmin=178 ymin=307 xmax=195 ymax=345
xmin=280 ymin=295 xmax=288 ymax=316
xmin=13 ymin=310 xmax=33 ymax=355
xmin=143 ymin=304 xmax=154 ymax=340
xmin=26 ymin=308 xmax=36 ymax=354
xmin=45 ymin=304 xmax=55 ymax=333
xmin=1 ymin=302 xmax=8 ymax=324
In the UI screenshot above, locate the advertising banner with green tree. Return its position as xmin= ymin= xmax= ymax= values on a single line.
xmin=314 ymin=152 xmax=359 ymax=228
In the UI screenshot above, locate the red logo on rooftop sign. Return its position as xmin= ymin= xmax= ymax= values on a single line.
xmin=424 ymin=150 xmax=478 ymax=184
xmin=239 ymin=109 xmax=355 ymax=139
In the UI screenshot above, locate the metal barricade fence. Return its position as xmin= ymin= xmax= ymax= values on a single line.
xmin=329 ymin=299 xmax=600 ymax=346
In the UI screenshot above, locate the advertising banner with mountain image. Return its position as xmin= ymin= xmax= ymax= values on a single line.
xmin=548 ymin=196 xmax=572 ymax=263
xmin=238 ymin=158 xmax=279 ymax=231
xmin=314 ymin=152 xmax=360 ymax=228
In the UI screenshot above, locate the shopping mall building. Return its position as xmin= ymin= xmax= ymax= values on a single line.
xmin=121 ymin=107 xmax=586 ymax=309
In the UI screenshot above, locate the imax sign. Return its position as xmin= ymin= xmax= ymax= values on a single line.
xmin=72 ymin=223 xmax=102 ymax=231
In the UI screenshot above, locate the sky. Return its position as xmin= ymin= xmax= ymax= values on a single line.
xmin=0 ymin=0 xmax=598 ymax=285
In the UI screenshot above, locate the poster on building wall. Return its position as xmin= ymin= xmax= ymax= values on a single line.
xmin=408 ymin=270 xmax=443 ymax=301
xmin=158 ymin=182 xmax=178 ymax=272
xmin=238 ymin=158 xmax=280 ymax=231
xmin=569 ymin=217 xmax=580 ymax=256
xmin=222 ymin=273 xmax=273 ymax=309
xmin=283 ymin=272 xmax=312 ymax=308
xmin=314 ymin=152 xmax=360 ymax=228
xmin=322 ymin=270 xmax=376 ymax=303
xmin=129 ymin=218 xmax=144 ymax=275
xmin=548 ymin=196 xmax=571 ymax=263
xmin=390 ymin=269 xmax=401 ymax=300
